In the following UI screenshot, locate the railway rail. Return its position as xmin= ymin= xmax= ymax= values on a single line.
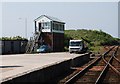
xmin=102 ymin=46 xmax=120 ymax=83
xmin=59 ymin=46 xmax=120 ymax=84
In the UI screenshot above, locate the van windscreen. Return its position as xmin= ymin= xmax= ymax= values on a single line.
xmin=70 ymin=41 xmax=81 ymax=46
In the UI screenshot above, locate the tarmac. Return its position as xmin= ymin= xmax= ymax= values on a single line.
xmin=0 ymin=52 xmax=86 ymax=82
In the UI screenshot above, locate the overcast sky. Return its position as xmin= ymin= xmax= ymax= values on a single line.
xmin=1 ymin=1 xmax=119 ymax=38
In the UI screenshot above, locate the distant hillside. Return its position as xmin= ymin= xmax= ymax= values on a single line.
xmin=64 ymin=29 xmax=120 ymax=51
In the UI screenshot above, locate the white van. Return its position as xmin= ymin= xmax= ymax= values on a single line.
xmin=69 ymin=40 xmax=84 ymax=53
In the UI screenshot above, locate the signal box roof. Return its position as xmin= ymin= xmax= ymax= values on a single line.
xmin=34 ymin=15 xmax=65 ymax=24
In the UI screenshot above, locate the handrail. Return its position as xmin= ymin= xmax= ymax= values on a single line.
xmin=26 ymin=31 xmax=41 ymax=53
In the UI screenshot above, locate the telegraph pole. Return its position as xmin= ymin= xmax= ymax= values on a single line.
xmin=19 ymin=17 xmax=27 ymax=38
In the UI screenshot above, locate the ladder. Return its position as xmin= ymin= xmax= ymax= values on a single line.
xmin=26 ymin=31 xmax=41 ymax=53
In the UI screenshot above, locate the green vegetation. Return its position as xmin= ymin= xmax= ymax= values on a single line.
xmin=64 ymin=29 xmax=120 ymax=52
xmin=0 ymin=36 xmax=27 ymax=40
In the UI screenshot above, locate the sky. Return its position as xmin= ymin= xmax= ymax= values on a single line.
xmin=1 ymin=1 xmax=119 ymax=38
xmin=118 ymin=1 xmax=120 ymax=38
xmin=1 ymin=0 xmax=119 ymax=2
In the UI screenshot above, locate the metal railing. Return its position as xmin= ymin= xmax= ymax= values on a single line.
xmin=26 ymin=32 xmax=41 ymax=53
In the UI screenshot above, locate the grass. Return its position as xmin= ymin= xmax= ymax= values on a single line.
xmin=89 ymin=46 xmax=104 ymax=54
xmin=64 ymin=29 xmax=120 ymax=53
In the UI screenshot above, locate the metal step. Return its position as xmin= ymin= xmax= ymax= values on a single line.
xmin=26 ymin=32 xmax=41 ymax=53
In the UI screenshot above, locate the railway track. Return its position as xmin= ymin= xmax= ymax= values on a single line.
xmin=102 ymin=46 xmax=120 ymax=84
xmin=59 ymin=46 xmax=120 ymax=84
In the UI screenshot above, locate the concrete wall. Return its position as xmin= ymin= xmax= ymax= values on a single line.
xmin=2 ymin=60 xmax=71 ymax=83
xmin=0 ymin=41 xmax=2 ymax=54
xmin=4 ymin=41 xmax=12 ymax=54
xmin=71 ymin=53 xmax=90 ymax=67
xmin=20 ymin=41 xmax=27 ymax=53
xmin=2 ymin=53 xmax=90 ymax=83
xmin=1 ymin=40 xmax=27 ymax=54
xmin=13 ymin=41 xmax=20 ymax=54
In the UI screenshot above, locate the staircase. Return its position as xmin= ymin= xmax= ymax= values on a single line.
xmin=26 ymin=31 xmax=41 ymax=53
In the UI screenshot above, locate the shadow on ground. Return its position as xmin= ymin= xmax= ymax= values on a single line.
xmin=0 ymin=66 xmax=23 ymax=68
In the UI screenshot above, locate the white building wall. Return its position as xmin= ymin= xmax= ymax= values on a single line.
xmin=36 ymin=16 xmax=51 ymax=32
xmin=35 ymin=16 xmax=65 ymax=33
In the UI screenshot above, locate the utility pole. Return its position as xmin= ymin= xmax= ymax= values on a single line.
xmin=19 ymin=17 xmax=27 ymax=38
xmin=25 ymin=18 xmax=27 ymax=38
